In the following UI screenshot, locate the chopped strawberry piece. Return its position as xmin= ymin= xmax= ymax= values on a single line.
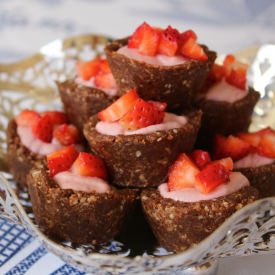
xmin=47 ymin=146 xmax=79 ymax=177
xmin=71 ymin=152 xmax=107 ymax=180
xmin=212 ymin=157 xmax=233 ymax=172
xmin=180 ymin=38 xmax=208 ymax=61
xmin=16 ymin=109 xmax=41 ymax=127
xmin=195 ymin=162 xmax=230 ymax=194
xmin=223 ymin=54 xmax=236 ymax=76
xmin=119 ymin=98 xmax=166 ymax=130
xmin=214 ymin=134 xmax=251 ymax=161
xmin=128 ymin=22 xmax=160 ymax=56
xmin=226 ymin=62 xmax=247 ymax=90
xmin=53 ymin=124 xmax=80 ymax=146
xmin=77 ymin=58 xmax=101 ymax=80
xmin=43 ymin=111 xmax=68 ymax=126
xmin=258 ymin=131 xmax=275 ymax=158
xmin=94 ymin=73 xmax=116 ymax=89
xmin=179 ymin=29 xmax=197 ymax=46
xmin=157 ymin=26 xmax=180 ymax=56
xmin=32 ymin=115 xmax=54 ymax=142
xmin=148 ymin=101 xmax=167 ymax=111
xmin=99 ymin=59 xmax=111 ymax=74
xmin=208 ymin=64 xmax=225 ymax=82
xmin=238 ymin=132 xmax=261 ymax=147
xmin=98 ymin=89 xmax=139 ymax=122
xmin=191 ymin=150 xmax=211 ymax=169
xmin=168 ymin=153 xmax=200 ymax=191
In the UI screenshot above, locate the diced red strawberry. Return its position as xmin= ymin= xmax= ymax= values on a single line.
xmin=157 ymin=26 xmax=180 ymax=56
xmin=16 ymin=109 xmax=41 ymax=127
xmin=180 ymin=38 xmax=208 ymax=61
xmin=94 ymin=73 xmax=116 ymax=89
xmin=128 ymin=22 xmax=160 ymax=56
xmin=258 ymin=131 xmax=275 ymax=158
xmin=191 ymin=150 xmax=211 ymax=169
xmin=32 ymin=115 xmax=54 ymax=142
xmin=179 ymin=29 xmax=197 ymax=46
xmin=195 ymin=162 xmax=230 ymax=194
xmin=98 ymin=89 xmax=139 ymax=122
xmin=208 ymin=64 xmax=225 ymax=82
xmin=212 ymin=157 xmax=233 ymax=171
xmin=148 ymin=101 xmax=167 ymax=112
xmin=47 ymin=146 xmax=79 ymax=177
xmin=238 ymin=132 xmax=261 ymax=147
xmin=214 ymin=134 xmax=251 ymax=161
xmin=99 ymin=59 xmax=111 ymax=74
xmin=71 ymin=152 xmax=107 ymax=180
xmin=119 ymin=98 xmax=166 ymax=130
xmin=223 ymin=54 xmax=236 ymax=76
xmin=77 ymin=58 xmax=101 ymax=80
xmin=53 ymin=124 xmax=80 ymax=146
xmin=226 ymin=62 xmax=247 ymax=90
xmin=42 ymin=111 xmax=68 ymax=126
xmin=168 ymin=153 xmax=200 ymax=191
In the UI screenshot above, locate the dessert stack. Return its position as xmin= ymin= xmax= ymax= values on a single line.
xmin=7 ymin=22 xmax=275 ymax=252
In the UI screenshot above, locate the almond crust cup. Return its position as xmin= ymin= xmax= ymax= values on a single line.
xmin=236 ymin=162 xmax=275 ymax=198
xmin=105 ymin=38 xmax=217 ymax=111
xmin=83 ymin=110 xmax=202 ymax=188
xmin=57 ymin=80 xmax=116 ymax=131
xmin=195 ymin=88 xmax=260 ymax=149
xmin=27 ymin=160 xmax=138 ymax=245
xmin=141 ymin=186 xmax=258 ymax=252
xmin=6 ymin=119 xmax=42 ymax=189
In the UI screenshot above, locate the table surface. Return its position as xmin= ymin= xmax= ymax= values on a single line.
xmin=1 ymin=0 xmax=275 ymax=274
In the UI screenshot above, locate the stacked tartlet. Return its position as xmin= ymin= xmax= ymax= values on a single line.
xmin=6 ymin=22 xmax=266 ymax=251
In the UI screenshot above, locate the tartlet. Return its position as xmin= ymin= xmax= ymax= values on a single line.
xmin=105 ymin=23 xmax=217 ymax=111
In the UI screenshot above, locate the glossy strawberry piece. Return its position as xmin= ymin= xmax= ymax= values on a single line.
xmin=223 ymin=54 xmax=236 ymax=76
xmin=226 ymin=62 xmax=248 ymax=90
xmin=119 ymin=98 xmax=166 ymax=130
xmin=47 ymin=146 xmax=79 ymax=177
xmin=157 ymin=26 xmax=180 ymax=56
xmin=258 ymin=130 xmax=275 ymax=158
xmin=168 ymin=154 xmax=200 ymax=191
xmin=208 ymin=64 xmax=224 ymax=82
xmin=214 ymin=134 xmax=251 ymax=161
xmin=128 ymin=22 xmax=160 ymax=56
xmin=99 ymin=59 xmax=111 ymax=74
xmin=16 ymin=109 xmax=41 ymax=127
xmin=32 ymin=114 xmax=54 ymax=142
xmin=43 ymin=111 xmax=68 ymax=126
xmin=94 ymin=73 xmax=116 ymax=89
xmin=179 ymin=29 xmax=197 ymax=46
xmin=77 ymin=58 xmax=101 ymax=80
xmin=180 ymin=38 xmax=208 ymax=61
xmin=195 ymin=162 xmax=230 ymax=194
xmin=53 ymin=124 xmax=80 ymax=146
xmin=212 ymin=157 xmax=233 ymax=172
xmin=71 ymin=152 xmax=108 ymax=180
xmin=98 ymin=89 xmax=139 ymax=122
xmin=191 ymin=149 xmax=211 ymax=169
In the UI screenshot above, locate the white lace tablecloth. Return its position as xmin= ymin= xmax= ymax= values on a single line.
xmin=1 ymin=0 xmax=275 ymax=274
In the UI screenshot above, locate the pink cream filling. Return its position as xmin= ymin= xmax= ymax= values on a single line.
xmin=158 ymin=172 xmax=249 ymax=202
xmin=95 ymin=113 xmax=187 ymax=136
xmin=205 ymin=80 xmax=248 ymax=103
xmin=17 ymin=126 xmax=83 ymax=156
xmin=75 ymin=76 xmax=117 ymax=97
xmin=117 ymin=46 xmax=187 ymax=66
xmin=234 ymin=153 xmax=275 ymax=169
xmin=54 ymin=171 xmax=110 ymax=193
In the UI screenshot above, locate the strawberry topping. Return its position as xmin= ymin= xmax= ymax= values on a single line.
xmin=16 ymin=109 xmax=41 ymax=128
xmin=53 ymin=124 xmax=80 ymax=146
xmin=168 ymin=152 xmax=233 ymax=194
xmin=32 ymin=114 xmax=54 ymax=143
xmin=119 ymin=98 xmax=166 ymax=130
xmin=214 ymin=135 xmax=251 ymax=161
xmin=42 ymin=111 xmax=68 ymax=125
xmin=77 ymin=58 xmax=101 ymax=80
xmin=168 ymin=154 xmax=200 ymax=191
xmin=71 ymin=152 xmax=107 ymax=180
xmin=195 ymin=162 xmax=230 ymax=194
xmin=94 ymin=72 xmax=116 ymax=90
xmin=191 ymin=149 xmax=211 ymax=169
xmin=214 ymin=128 xmax=275 ymax=160
xmin=47 ymin=146 xmax=78 ymax=177
xmin=127 ymin=22 xmax=207 ymax=61
xmin=98 ymin=89 xmax=139 ymax=122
